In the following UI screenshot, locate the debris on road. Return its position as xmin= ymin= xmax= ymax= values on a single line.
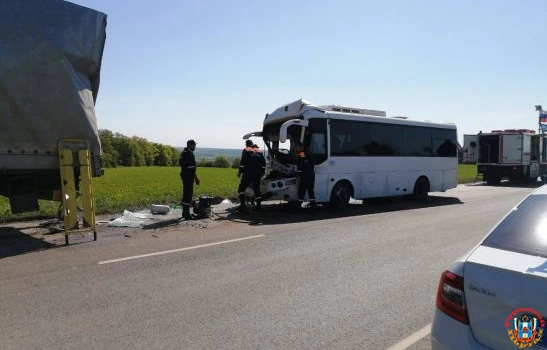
xmin=107 ymin=210 xmax=153 ymax=228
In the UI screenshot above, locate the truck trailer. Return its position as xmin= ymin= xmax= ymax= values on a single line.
xmin=0 ymin=0 xmax=107 ymax=214
xmin=461 ymin=134 xmax=478 ymax=164
xmin=477 ymin=129 xmax=547 ymax=184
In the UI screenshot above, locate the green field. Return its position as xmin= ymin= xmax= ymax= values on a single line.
xmin=0 ymin=165 xmax=477 ymax=221
xmin=92 ymin=167 xmax=240 ymax=214
xmin=0 ymin=167 xmax=240 ymax=222
xmin=458 ymin=164 xmax=478 ymax=183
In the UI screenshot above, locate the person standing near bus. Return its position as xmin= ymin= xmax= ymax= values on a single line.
xmin=296 ymin=143 xmax=317 ymax=210
xmin=179 ymin=139 xmax=200 ymax=220
xmin=237 ymin=140 xmax=266 ymax=212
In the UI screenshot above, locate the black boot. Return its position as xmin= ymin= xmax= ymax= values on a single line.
xmin=182 ymin=205 xmax=192 ymax=220
xmin=237 ymin=194 xmax=247 ymax=212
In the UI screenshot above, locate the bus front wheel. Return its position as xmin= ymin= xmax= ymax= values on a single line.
xmin=330 ymin=181 xmax=352 ymax=208
xmin=413 ymin=177 xmax=429 ymax=201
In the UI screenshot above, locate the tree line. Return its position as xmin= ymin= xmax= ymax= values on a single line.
xmin=99 ymin=129 xmax=239 ymax=168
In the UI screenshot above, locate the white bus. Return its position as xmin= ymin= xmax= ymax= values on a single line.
xmin=244 ymin=99 xmax=458 ymax=207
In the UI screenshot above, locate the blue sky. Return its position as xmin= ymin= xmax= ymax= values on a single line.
xmin=70 ymin=0 xmax=547 ymax=149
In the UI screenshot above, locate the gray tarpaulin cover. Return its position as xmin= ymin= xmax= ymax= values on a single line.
xmin=0 ymin=0 xmax=107 ymax=169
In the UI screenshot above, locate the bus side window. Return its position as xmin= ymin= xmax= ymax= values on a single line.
xmin=310 ymin=133 xmax=326 ymax=155
xmin=331 ymin=136 xmax=341 ymax=154
xmin=307 ymin=118 xmax=328 ymax=163
xmin=432 ymin=129 xmax=457 ymax=157
xmin=435 ymin=139 xmax=457 ymax=157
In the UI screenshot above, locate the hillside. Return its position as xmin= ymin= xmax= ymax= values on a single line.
xmin=176 ymin=147 xmax=242 ymax=160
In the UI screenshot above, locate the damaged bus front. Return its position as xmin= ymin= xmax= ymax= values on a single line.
xmin=244 ymin=99 xmax=458 ymax=208
xmin=244 ymin=99 xmax=329 ymax=203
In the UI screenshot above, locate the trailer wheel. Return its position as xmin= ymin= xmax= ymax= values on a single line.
xmin=413 ymin=177 xmax=429 ymax=201
xmin=330 ymin=181 xmax=352 ymax=208
xmin=486 ymin=176 xmax=501 ymax=185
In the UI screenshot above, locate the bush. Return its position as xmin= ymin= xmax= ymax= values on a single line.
xmin=197 ymin=159 xmax=214 ymax=167
xmin=213 ymin=156 xmax=230 ymax=168
xmin=232 ymin=157 xmax=240 ymax=169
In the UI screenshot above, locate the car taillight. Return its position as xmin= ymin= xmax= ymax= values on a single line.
xmin=436 ymin=270 xmax=469 ymax=324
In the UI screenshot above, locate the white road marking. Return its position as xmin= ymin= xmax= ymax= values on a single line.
xmin=98 ymin=235 xmax=265 ymax=264
xmin=385 ymin=324 xmax=432 ymax=350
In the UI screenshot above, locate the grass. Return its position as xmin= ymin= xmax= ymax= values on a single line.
xmin=458 ymin=164 xmax=478 ymax=183
xmin=1 ymin=164 xmax=477 ymax=221
xmin=0 ymin=167 xmax=239 ymax=222
xmin=93 ymin=167 xmax=240 ymax=214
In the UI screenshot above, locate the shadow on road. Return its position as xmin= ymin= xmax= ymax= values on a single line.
xmin=0 ymin=225 xmax=56 ymax=259
xmin=0 ymin=194 xmax=463 ymax=258
xmin=467 ymin=180 xmax=543 ymax=189
xmin=142 ymin=218 xmax=182 ymax=230
xmin=214 ymin=195 xmax=463 ymax=226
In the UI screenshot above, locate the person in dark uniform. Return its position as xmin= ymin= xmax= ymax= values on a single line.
xmin=296 ymin=143 xmax=316 ymax=210
xmin=179 ymin=139 xmax=200 ymax=220
xmin=237 ymin=140 xmax=266 ymax=212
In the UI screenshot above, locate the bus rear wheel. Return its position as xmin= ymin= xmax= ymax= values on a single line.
xmin=413 ymin=177 xmax=429 ymax=201
xmin=330 ymin=181 xmax=352 ymax=208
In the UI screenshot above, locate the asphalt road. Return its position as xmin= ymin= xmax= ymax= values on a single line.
xmin=0 ymin=184 xmax=535 ymax=350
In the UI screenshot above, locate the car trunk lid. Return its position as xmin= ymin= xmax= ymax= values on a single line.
xmin=464 ymin=245 xmax=546 ymax=350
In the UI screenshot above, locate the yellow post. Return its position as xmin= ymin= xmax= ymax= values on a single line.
xmin=78 ymin=149 xmax=96 ymax=229
xmin=58 ymin=140 xmax=97 ymax=244
xmin=59 ymin=149 xmax=78 ymax=230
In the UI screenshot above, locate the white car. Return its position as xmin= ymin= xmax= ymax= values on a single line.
xmin=431 ymin=185 xmax=547 ymax=350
